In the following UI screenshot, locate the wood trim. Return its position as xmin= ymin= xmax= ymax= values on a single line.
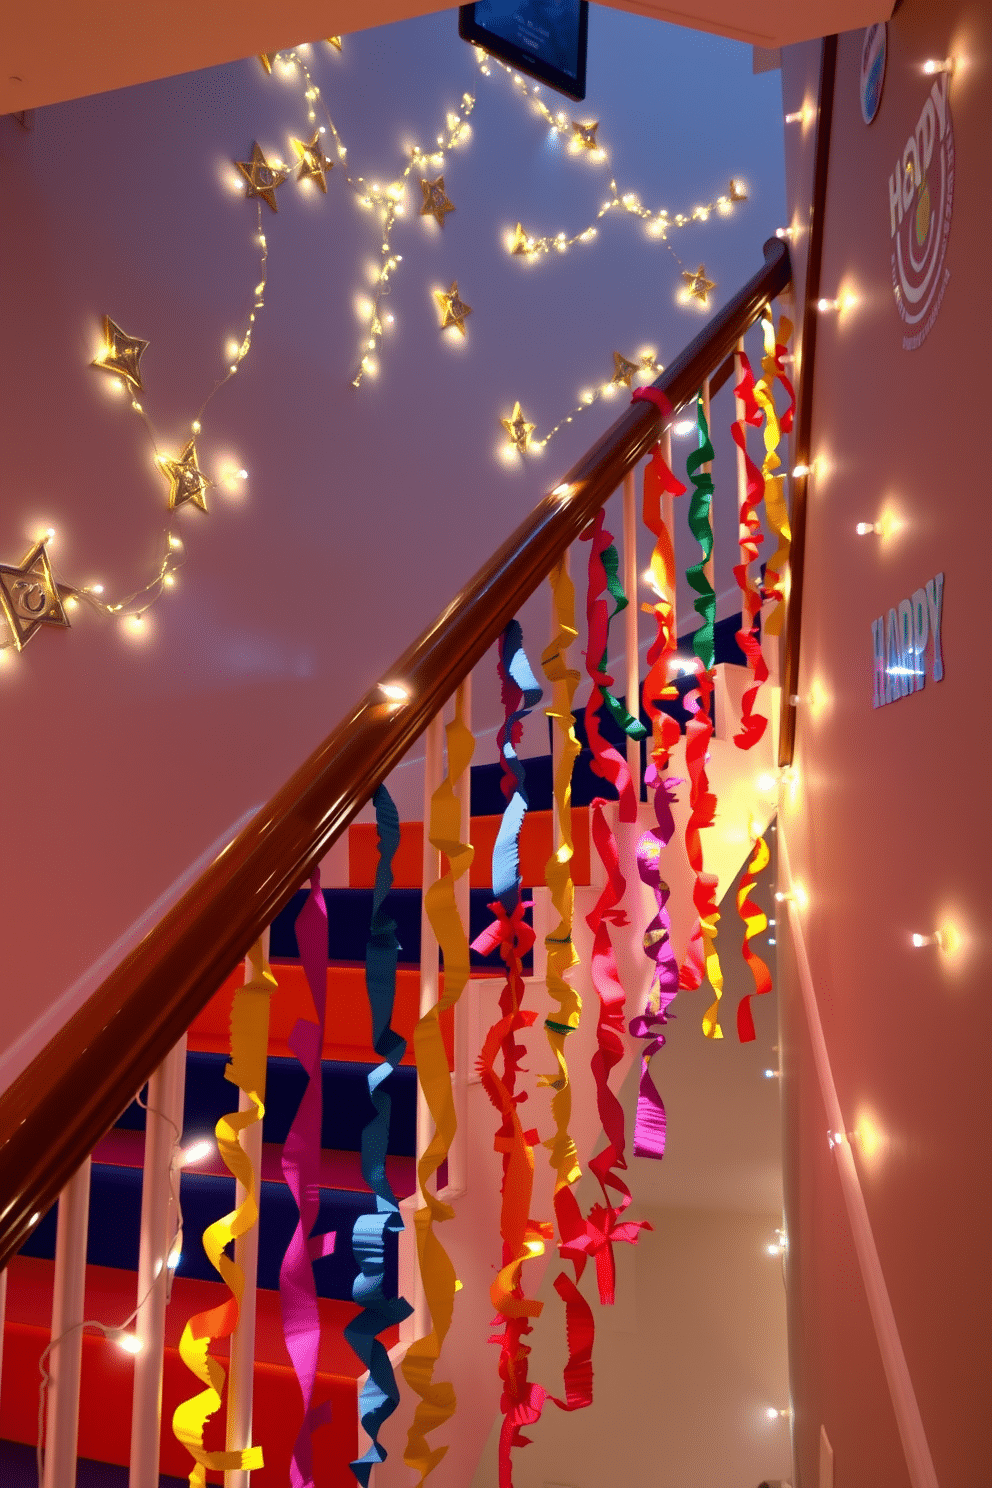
xmin=778 ymin=33 xmax=838 ymax=766
xmin=0 ymin=239 xmax=791 ymax=1272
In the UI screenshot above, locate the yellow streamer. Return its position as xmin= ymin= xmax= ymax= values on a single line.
xmin=172 ymin=939 xmax=277 ymax=1485
xmin=754 ymin=313 xmax=793 ymax=637
xmin=403 ymin=686 xmax=475 ymax=1482
xmin=539 ymin=556 xmax=583 ymax=1195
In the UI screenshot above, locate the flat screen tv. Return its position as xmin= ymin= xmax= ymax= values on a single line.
xmin=459 ymin=1 xmax=589 ymax=102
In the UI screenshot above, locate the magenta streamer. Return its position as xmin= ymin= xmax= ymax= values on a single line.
xmin=281 ymin=869 xmax=337 ymax=1488
xmin=629 ymin=767 xmax=682 ymax=1158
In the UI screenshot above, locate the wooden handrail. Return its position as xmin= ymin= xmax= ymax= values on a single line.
xmin=0 ymin=237 xmax=791 ymax=1271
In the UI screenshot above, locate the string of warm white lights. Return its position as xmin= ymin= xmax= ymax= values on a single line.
xmin=498 ymin=346 xmax=707 ymax=459
xmin=259 ymin=41 xmax=476 ymax=386
xmin=0 ymin=212 xmax=267 ymax=653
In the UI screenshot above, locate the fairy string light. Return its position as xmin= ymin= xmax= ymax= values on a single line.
xmin=266 ymin=44 xmax=476 ymax=386
xmin=1 ymin=200 xmax=268 ymax=653
xmin=499 ymin=345 xmax=663 ymax=459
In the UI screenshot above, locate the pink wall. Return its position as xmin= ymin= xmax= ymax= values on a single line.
xmin=779 ymin=6 xmax=991 ymax=1484
xmin=0 ymin=9 xmax=786 ymax=1081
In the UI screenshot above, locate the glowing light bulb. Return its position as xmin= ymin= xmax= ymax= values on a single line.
xmin=191 ymin=421 xmax=201 ymax=434
xmin=792 ymin=463 xmax=812 ymax=478
xmin=380 ymin=681 xmax=410 ymax=702
xmin=163 ymin=574 xmax=176 ymax=588
xmin=856 ymin=521 xmax=878 ymax=536
xmin=817 ymin=297 xmax=840 ymax=312
xmin=756 ymin=773 xmax=776 ymax=791
xmin=763 ymin=1069 xmax=780 ymax=1079
xmin=175 ymin=1139 xmax=213 ymax=1169
xmin=673 ymin=419 xmax=695 ymax=436
xmin=109 ymin=1329 xmax=143 ymax=1355
xmin=89 ymin=584 xmax=104 ymax=595
xmin=923 ymin=57 xmax=954 ymax=75
xmin=776 ymin=884 xmax=808 ymax=910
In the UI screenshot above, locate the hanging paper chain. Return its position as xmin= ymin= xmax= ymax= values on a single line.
xmin=280 ymin=873 xmax=337 ymax=1488
xmin=677 ymin=398 xmax=726 ymax=1039
xmin=537 ymin=557 xmax=598 ymax=1417
xmin=172 ymin=938 xmax=277 ymax=1484
xmin=471 ymin=621 xmax=553 ymax=1488
xmin=731 ymin=350 xmax=771 ymax=750
xmin=628 ymin=418 xmax=687 ymax=1159
xmin=736 ymin=826 xmax=773 ymax=1042
xmin=403 ymin=685 xmax=475 ymax=1484
xmin=346 ymin=785 xmax=414 ymax=1484
xmin=754 ymin=313 xmax=795 ymax=637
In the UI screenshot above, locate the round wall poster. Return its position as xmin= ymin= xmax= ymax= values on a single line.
xmin=860 ymin=23 xmax=887 ymax=124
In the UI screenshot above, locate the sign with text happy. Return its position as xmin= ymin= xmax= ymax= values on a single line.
xmin=871 ymin=573 xmax=943 ymax=708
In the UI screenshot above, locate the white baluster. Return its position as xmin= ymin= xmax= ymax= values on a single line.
xmin=42 ymin=1156 xmax=92 ymax=1488
xmin=225 ymin=929 xmax=271 ymax=1488
xmin=622 ymin=470 xmax=642 ymax=795
xmin=445 ymin=676 xmax=472 ymax=1198
xmin=129 ymin=1034 xmax=188 ymax=1488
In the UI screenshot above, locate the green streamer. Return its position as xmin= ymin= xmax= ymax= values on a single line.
xmin=597 ymin=539 xmax=648 ymax=741
xmin=685 ymin=398 xmax=717 ymax=671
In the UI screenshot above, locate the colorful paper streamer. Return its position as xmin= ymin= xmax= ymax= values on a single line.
xmin=731 ymin=350 xmax=771 ymax=750
xmin=402 ymin=685 xmax=475 ymax=1483
xmin=736 ymin=827 xmax=773 ymax=1043
xmin=754 ymin=313 xmax=795 ymax=637
xmin=280 ymin=872 xmax=337 ymax=1488
xmin=346 ymin=784 xmax=413 ymax=1484
xmin=172 ymin=938 xmax=277 ymax=1484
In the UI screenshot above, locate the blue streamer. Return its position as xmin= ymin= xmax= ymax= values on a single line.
xmin=345 ymin=783 xmax=414 ymax=1486
xmin=493 ymin=620 xmax=543 ymax=913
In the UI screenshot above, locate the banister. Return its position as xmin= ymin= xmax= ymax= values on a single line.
xmin=0 ymin=237 xmax=791 ymax=1271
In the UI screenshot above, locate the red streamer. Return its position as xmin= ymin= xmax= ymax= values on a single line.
xmin=731 ymin=351 xmax=771 ymax=751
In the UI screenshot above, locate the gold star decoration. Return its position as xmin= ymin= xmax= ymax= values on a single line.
xmin=419 ymin=175 xmax=455 ymax=227
xmin=611 ymin=351 xmax=641 ymax=387
xmin=572 ymin=120 xmax=600 ymax=150
xmin=501 ymin=401 xmax=536 ymax=452
xmin=258 ymin=53 xmax=277 ymax=74
xmin=326 ymin=36 xmax=343 ymax=49
xmin=0 ymin=540 xmax=71 ymax=652
xmin=509 ymin=222 xmax=532 ymax=256
xmin=434 ymin=282 xmax=472 ymax=335
xmin=157 ymin=441 xmax=211 ymax=513
xmin=292 ymin=133 xmax=333 ymax=191
xmin=682 ymin=264 xmax=716 ymax=304
xmin=91 ymin=316 xmax=149 ymax=392
xmin=236 ymin=142 xmax=287 ymax=212
xmin=729 ymin=177 xmax=748 ymax=202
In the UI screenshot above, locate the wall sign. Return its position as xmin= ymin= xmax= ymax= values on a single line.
xmin=889 ymin=70 xmax=954 ymax=350
xmin=860 ymin=23 xmax=887 ymax=125
xmin=871 ymin=572 xmax=943 ymax=708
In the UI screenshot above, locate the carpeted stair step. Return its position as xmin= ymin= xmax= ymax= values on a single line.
xmin=1 ymin=1255 xmax=381 ymax=1486
xmin=117 ymin=1053 xmax=418 ymax=1156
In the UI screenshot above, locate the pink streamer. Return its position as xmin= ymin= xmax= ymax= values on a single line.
xmin=281 ymin=870 xmax=336 ymax=1488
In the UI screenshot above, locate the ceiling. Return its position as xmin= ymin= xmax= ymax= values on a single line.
xmin=3 ymin=0 xmax=893 ymax=116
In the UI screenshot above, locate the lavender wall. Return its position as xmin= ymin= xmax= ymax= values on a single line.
xmin=0 ymin=7 xmax=785 ymax=1077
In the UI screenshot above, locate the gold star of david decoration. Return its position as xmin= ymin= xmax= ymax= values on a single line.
xmin=611 ymin=351 xmax=641 ymax=387
xmin=729 ymin=177 xmax=748 ymax=202
xmin=292 ymin=133 xmax=333 ymax=191
xmin=0 ymin=541 xmax=71 ymax=652
xmin=91 ymin=316 xmax=149 ymax=392
xmin=434 ymin=282 xmax=472 ymax=335
xmin=501 ymin=401 xmax=536 ymax=452
xmin=572 ymin=120 xmax=599 ymax=150
xmin=509 ymin=222 xmax=532 ymax=256
xmin=682 ymin=264 xmax=716 ymax=304
xmin=157 ymin=441 xmax=211 ymax=513
xmin=236 ymin=142 xmax=287 ymax=212
xmin=419 ymin=175 xmax=455 ymax=227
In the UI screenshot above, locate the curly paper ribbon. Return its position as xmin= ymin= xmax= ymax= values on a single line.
xmin=172 ymin=939 xmax=277 ymax=1484
xmin=581 ymin=508 xmax=645 ymax=818
xmin=736 ymin=827 xmax=773 ymax=1043
xmin=754 ymin=313 xmax=794 ymax=637
xmin=280 ymin=872 xmax=337 ymax=1488
xmin=471 ymin=622 xmax=553 ymax=1488
xmin=679 ymin=398 xmax=725 ymax=1038
xmin=640 ymin=438 xmax=687 ymax=761
xmin=731 ymin=351 xmax=771 ymax=750
xmin=402 ymin=685 xmax=475 ymax=1484
xmin=345 ymin=784 xmax=414 ymax=1484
